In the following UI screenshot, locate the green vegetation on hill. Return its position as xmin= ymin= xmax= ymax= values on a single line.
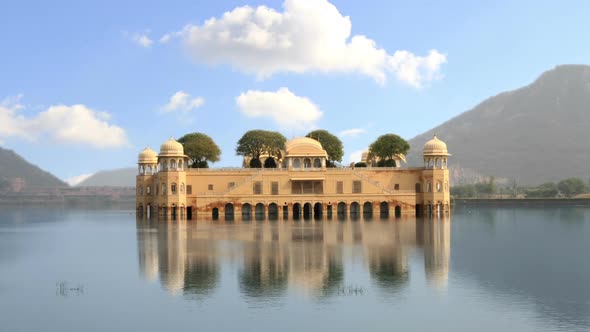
xmin=452 ymin=177 xmax=590 ymax=198
xmin=0 ymin=147 xmax=67 ymax=188
xmin=407 ymin=65 xmax=590 ymax=185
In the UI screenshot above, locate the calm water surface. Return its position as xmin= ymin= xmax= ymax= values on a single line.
xmin=0 ymin=206 xmax=589 ymax=332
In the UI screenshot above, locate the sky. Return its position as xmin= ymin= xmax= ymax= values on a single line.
xmin=1 ymin=0 xmax=589 ymax=184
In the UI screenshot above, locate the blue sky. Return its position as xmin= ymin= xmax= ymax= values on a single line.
xmin=1 ymin=0 xmax=589 ymax=183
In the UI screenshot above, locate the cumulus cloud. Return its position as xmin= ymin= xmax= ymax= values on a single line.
xmin=0 ymin=94 xmax=34 ymax=141
xmin=0 ymin=96 xmax=129 ymax=148
xmin=173 ymin=0 xmax=446 ymax=86
xmin=236 ymin=87 xmax=322 ymax=130
xmin=161 ymin=91 xmax=205 ymax=113
xmin=339 ymin=128 xmax=366 ymax=137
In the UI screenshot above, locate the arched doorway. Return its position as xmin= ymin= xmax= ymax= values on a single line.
xmin=379 ymin=202 xmax=389 ymax=219
xmin=255 ymin=203 xmax=265 ymax=221
xmin=363 ymin=202 xmax=373 ymax=219
xmin=212 ymin=208 xmax=219 ymax=220
xmin=415 ymin=204 xmax=422 ymax=217
xmin=303 ymin=158 xmax=312 ymax=168
xmin=395 ymin=205 xmax=402 ymax=218
xmin=283 ymin=204 xmax=289 ymax=219
xmin=268 ymin=203 xmax=279 ymax=221
xmin=313 ymin=202 xmax=323 ymax=219
xmin=293 ymin=203 xmax=301 ymax=220
xmin=242 ymin=203 xmax=252 ymax=221
xmin=303 ymin=202 xmax=312 ymax=220
xmin=326 ymin=204 xmax=333 ymax=219
xmin=171 ymin=205 xmax=178 ymax=219
xmin=350 ymin=202 xmax=360 ymax=216
xmin=337 ymin=202 xmax=347 ymax=220
xmin=225 ymin=203 xmax=234 ymax=221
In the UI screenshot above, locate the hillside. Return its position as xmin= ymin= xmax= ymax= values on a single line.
xmin=0 ymin=147 xmax=67 ymax=189
xmin=76 ymin=168 xmax=136 ymax=187
xmin=407 ymin=65 xmax=590 ymax=185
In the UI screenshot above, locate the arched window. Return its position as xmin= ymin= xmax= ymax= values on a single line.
xmin=293 ymin=159 xmax=301 ymax=168
xmin=427 ymin=182 xmax=432 ymax=192
xmin=178 ymin=159 xmax=183 ymax=170
xmin=436 ymin=182 xmax=442 ymax=192
xmin=138 ymin=186 xmax=143 ymax=195
xmin=180 ymin=183 xmax=185 ymax=194
xmin=171 ymin=183 xmax=177 ymax=194
xmin=147 ymin=165 xmax=152 ymax=175
xmin=146 ymin=186 xmax=151 ymax=195
xmin=170 ymin=159 xmax=177 ymax=170
xmin=162 ymin=183 xmax=167 ymax=194
xmin=313 ymin=158 xmax=321 ymax=168
xmin=139 ymin=165 xmax=145 ymax=175
xmin=303 ymin=158 xmax=312 ymax=168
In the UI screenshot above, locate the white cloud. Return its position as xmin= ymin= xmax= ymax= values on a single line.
xmin=161 ymin=91 xmax=205 ymax=113
xmin=159 ymin=34 xmax=171 ymax=44
xmin=65 ymin=173 xmax=94 ymax=186
xmin=133 ymin=33 xmax=153 ymax=48
xmin=0 ymin=94 xmax=34 ymax=141
xmin=236 ymin=87 xmax=322 ymax=130
xmin=348 ymin=149 xmax=365 ymax=164
xmin=173 ymin=0 xmax=446 ymax=86
xmin=339 ymin=128 xmax=366 ymax=137
xmin=0 ymin=96 xmax=129 ymax=148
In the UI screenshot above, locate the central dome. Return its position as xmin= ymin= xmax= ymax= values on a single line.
xmin=159 ymin=137 xmax=184 ymax=156
xmin=285 ymin=137 xmax=327 ymax=157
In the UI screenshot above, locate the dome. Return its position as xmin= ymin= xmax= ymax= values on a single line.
xmin=138 ymin=147 xmax=158 ymax=163
xmin=159 ymin=137 xmax=184 ymax=156
xmin=423 ymin=135 xmax=449 ymax=156
xmin=285 ymin=137 xmax=327 ymax=157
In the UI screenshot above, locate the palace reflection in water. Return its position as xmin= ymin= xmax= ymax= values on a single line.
xmin=136 ymin=218 xmax=450 ymax=300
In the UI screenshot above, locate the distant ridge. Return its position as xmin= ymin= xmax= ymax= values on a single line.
xmin=76 ymin=167 xmax=136 ymax=187
xmin=407 ymin=65 xmax=590 ymax=185
xmin=0 ymin=147 xmax=67 ymax=188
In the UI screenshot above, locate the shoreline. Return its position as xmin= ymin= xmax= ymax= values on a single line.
xmin=454 ymin=198 xmax=590 ymax=207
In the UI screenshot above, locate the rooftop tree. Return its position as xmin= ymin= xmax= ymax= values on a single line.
xmin=306 ymin=129 xmax=343 ymax=166
xmin=177 ymin=132 xmax=221 ymax=168
xmin=236 ymin=130 xmax=286 ymax=168
xmin=369 ymin=133 xmax=410 ymax=167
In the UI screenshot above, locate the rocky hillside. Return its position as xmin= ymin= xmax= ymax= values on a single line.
xmin=76 ymin=168 xmax=136 ymax=187
xmin=407 ymin=65 xmax=590 ymax=185
xmin=0 ymin=147 xmax=67 ymax=189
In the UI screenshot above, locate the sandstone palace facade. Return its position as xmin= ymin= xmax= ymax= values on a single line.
xmin=136 ymin=136 xmax=450 ymax=221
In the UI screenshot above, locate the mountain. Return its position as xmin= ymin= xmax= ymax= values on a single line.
xmin=76 ymin=168 xmax=136 ymax=187
xmin=407 ymin=65 xmax=590 ymax=185
xmin=0 ymin=147 xmax=67 ymax=189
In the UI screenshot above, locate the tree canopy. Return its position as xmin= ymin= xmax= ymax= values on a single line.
xmin=306 ymin=129 xmax=344 ymax=163
xmin=177 ymin=132 xmax=221 ymax=168
xmin=368 ymin=134 xmax=410 ymax=163
xmin=557 ymin=177 xmax=586 ymax=197
xmin=236 ymin=130 xmax=286 ymax=166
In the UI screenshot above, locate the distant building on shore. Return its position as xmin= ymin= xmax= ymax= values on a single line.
xmin=136 ymin=135 xmax=450 ymax=220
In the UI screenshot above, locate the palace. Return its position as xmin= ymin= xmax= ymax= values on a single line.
xmin=136 ymin=135 xmax=450 ymax=220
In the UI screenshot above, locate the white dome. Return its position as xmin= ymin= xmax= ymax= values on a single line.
xmin=423 ymin=135 xmax=449 ymax=156
xmin=138 ymin=147 xmax=158 ymax=163
xmin=285 ymin=137 xmax=327 ymax=157
xmin=159 ymin=138 xmax=184 ymax=156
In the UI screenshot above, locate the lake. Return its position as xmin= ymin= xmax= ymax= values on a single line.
xmin=0 ymin=206 xmax=588 ymax=332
